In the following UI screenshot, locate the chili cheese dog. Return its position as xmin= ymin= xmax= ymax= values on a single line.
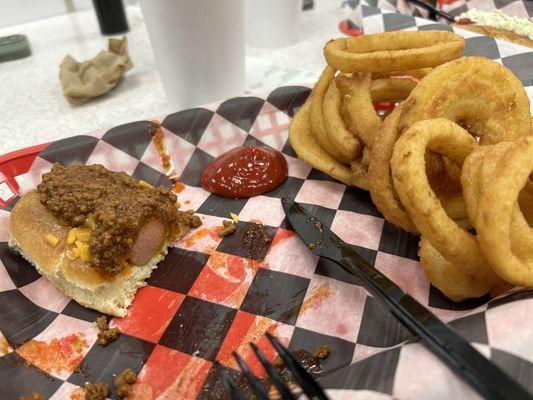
xmin=9 ymin=164 xmax=200 ymax=317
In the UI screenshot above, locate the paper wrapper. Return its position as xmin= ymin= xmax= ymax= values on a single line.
xmin=59 ymin=36 xmax=133 ymax=105
xmin=1 ymin=5 xmax=533 ymax=400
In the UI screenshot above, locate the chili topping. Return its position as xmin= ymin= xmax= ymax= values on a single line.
xmin=37 ymin=163 xmax=196 ymax=275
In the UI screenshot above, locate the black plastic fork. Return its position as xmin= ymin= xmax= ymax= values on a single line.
xmin=217 ymin=332 xmax=329 ymax=400
xmin=404 ymin=0 xmax=456 ymax=22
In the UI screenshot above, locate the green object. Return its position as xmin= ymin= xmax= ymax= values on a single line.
xmin=0 ymin=34 xmax=31 ymax=62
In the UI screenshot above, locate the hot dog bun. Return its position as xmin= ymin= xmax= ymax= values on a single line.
xmin=9 ymin=190 xmax=188 ymax=317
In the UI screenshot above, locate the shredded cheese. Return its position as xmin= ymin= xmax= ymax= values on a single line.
xmin=67 ymin=227 xmax=91 ymax=245
xmin=75 ymin=240 xmax=91 ymax=262
xmin=44 ymin=234 xmax=59 ymax=247
xmin=139 ymin=180 xmax=153 ymax=189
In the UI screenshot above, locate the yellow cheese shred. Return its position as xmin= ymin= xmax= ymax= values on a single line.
xmin=139 ymin=180 xmax=153 ymax=189
xmin=75 ymin=240 xmax=91 ymax=262
xmin=44 ymin=234 xmax=59 ymax=247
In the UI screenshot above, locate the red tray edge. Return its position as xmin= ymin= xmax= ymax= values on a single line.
xmin=0 ymin=143 xmax=49 ymax=207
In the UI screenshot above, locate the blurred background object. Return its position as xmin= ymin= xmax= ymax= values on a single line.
xmin=59 ymin=36 xmax=132 ymax=104
xmin=303 ymin=0 xmax=315 ymax=11
xmin=139 ymin=0 xmax=245 ymax=110
xmin=0 ymin=0 xmax=90 ymax=28
xmin=0 ymin=0 xmax=138 ymax=28
xmin=245 ymin=0 xmax=301 ymax=48
xmin=0 ymin=34 xmax=31 ymax=62
xmin=2 ymin=0 xmax=531 ymax=157
xmin=93 ymin=0 xmax=129 ymax=35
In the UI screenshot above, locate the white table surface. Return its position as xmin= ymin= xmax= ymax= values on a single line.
xmin=0 ymin=2 xmax=350 ymax=155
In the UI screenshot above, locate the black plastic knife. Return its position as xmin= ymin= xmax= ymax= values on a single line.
xmin=281 ymin=198 xmax=532 ymax=400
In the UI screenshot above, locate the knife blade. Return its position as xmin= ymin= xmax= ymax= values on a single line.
xmin=281 ymin=198 xmax=532 ymax=400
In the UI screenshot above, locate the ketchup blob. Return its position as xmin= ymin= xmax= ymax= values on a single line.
xmin=201 ymin=146 xmax=288 ymax=198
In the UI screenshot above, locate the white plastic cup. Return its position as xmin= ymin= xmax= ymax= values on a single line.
xmin=139 ymin=0 xmax=245 ymax=110
xmin=245 ymin=0 xmax=301 ymax=48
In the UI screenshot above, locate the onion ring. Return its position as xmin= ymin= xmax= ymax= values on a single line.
xmin=428 ymin=158 xmax=467 ymax=221
xmin=461 ymin=146 xmax=491 ymax=223
xmin=350 ymin=148 xmax=373 ymax=191
xmin=310 ymin=67 xmax=352 ymax=164
xmin=519 ymin=182 xmax=533 ymax=225
xmin=370 ymin=78 xmax=418 ymax=103
xmin=368 ymin=106 xmax=418 ymax=233
xmin=476 ymin=137 xmax=533 ymax=286
xmin=462 ymin=143 xmax=533 ymax=252
xmin=351 ymin=160 xmax=369 ymax=189
xmin=372 ymin=67 xmax=432 ymax=80
xmin=323 ymin=79 xmax=363 ymax=161
xmin=324 ymin=31 xmax=465 ymax=73
xmin=419 ymin=238 xmax=491 ymax=302
xmin=400 ymin=57 xmax=532 ymax=144
xmin=477 ymin=144 xmax=533 ymax=258
xmin=391 ymin=118 xmax=500 ymax=284
xmin=336 ymin=74 xmax=382 ymax=148
xmin=368 ymin=110 xmax=467 ymax=232
xmin=289 ymin=101 xmax=370 ymax=189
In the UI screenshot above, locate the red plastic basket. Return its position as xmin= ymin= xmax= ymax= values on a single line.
xmin=0 ymin=143 xmax=49 ymax=207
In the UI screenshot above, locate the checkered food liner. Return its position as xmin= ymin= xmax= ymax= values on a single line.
xmin=344 ymin=0 xmax=533 ymax=22
xmin=2 ymin=9 xmax=533 ymax=400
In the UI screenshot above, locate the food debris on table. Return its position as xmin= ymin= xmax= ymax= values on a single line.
xmin=218 ymin=220 xmax=237 ymax=238
xmin=268 ymin=345 xmax=331 ymax=397
xmin=313 ymin=218 xmax=324 ymax=232
xmin=84 ymin=382 xmax=110 ymax=400
xmin=183 ymin=209 xmax=202 ymax=228
xmin=114 ymin=368 xmax=138 ymax=398
xmin=314 ymin=344 xmax=331 ymax=359
xmin=206 ymin=345 xmax=332 ymax=400
xmin=95 ymin=316 xmax=120 ymax=347
xmin=242 ymin=222 xmax=271 ymax=260
xmin=150 ymin=121 xmax=173 ymax=176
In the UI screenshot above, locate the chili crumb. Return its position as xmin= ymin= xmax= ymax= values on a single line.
xmin=314 ymin=344 xmax=331 ymax=359
xmin=84 ymin=382 xmax=109 ymax=400
xmin=183 ymin=210 xmax=202 ymax=228
xmin=218 ymin=220 xmax=237 ymax=238
xmin=95 ymin=316 xmax=120 ymax=347
xmin=242 ymin=223 xmax=271 ymax=260
xmin=114 ymin=368 xmax=137 ymax=398
xmin=313 ymin=219 xmax=324 ymax=232
xmin=272 ymin=349 xmax=323 ymax=384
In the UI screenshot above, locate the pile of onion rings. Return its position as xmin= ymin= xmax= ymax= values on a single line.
xmin=289 ymin=30 xmax=533 ymax=301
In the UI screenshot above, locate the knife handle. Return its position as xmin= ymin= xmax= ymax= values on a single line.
xmin=339 ymin=252 xmax=532 ymax=400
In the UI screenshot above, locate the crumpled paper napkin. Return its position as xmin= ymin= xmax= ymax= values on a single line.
xmin=59 ymin=36 xmax=133 ymax=105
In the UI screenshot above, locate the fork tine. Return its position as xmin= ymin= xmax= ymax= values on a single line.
xmin=249 ymin=342 xmax=296 ymax=400
xmin=265 ymin=332 xmax=329 ymax=400
xmin=232 ymin=352 xmax=270 ymax=400
xmin=215 ymin=361 xmax=247 ymax=400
